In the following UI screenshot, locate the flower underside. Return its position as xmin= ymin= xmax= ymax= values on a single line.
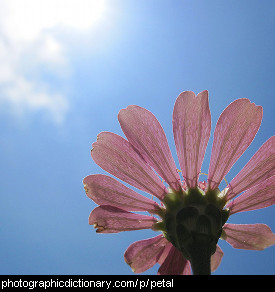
xmin=84 ymin=90 xmax=275 ymax=275
xmin=153 ymin=185 xmax=230 ymax=274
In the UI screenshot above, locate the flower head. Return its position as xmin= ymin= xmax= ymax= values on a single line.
xmin=83 ymin=90 xmax=275 ymax=275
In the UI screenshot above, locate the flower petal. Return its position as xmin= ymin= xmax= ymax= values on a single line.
xmin=208 ymin=99 xmax=263 ymax=190
xmin=124 ymin=235 xmax=168 ymax=273
xmin=173 ymin=90 xmax=211 ymax=188
xmin=157 ymin=242 xmax=172 ymax=265
xmin=118 ymin=105 xmax=181 ymax=191
xmin=223 ymin=223 xmax=275 ymax=250
xmin=157 ymin=244 xmax=191 ymax=275
xmin=226 ymin=136 xmax=275 ymax=200
xmin=83 ymin=174 xmax=161 ymax=214
xmin=91 ymin=132 xmax=167 ymax=200
xmin=89 ymin=205 xmax=157 ymax=233
xmin=227 ymin=176 xmax=275 ymax=215
xmin=211 ymin=245 xmax=224 ymax=272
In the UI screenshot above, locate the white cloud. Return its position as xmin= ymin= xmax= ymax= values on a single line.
xmin=0 ymin=0 xmax=106 ymax=123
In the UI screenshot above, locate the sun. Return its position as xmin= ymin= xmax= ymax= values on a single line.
xmin=0 ymin=0 xmax=107 ymax=123
xmin=1 ymin=0 xmax=107 ymax=41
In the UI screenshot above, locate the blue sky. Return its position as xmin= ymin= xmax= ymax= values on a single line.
xmin=0 ymin=0 xmax=274 ymax=275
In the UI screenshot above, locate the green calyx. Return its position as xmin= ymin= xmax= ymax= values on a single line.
xmin=153 ymin=187 xmax=230 ymax=275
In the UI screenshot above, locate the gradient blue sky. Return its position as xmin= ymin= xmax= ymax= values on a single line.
xmin=0 ymin=0 xmax=274 ymax=275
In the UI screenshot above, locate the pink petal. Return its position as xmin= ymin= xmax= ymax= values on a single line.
xmin=157 ymin=242 xmax=172 ymax=265
xmin=118 ymin=105 xmax=181 ymax=191
xmin=173 ymin=90 xmax=211 ymax=188
xmin=124 ymin=235 xmax=168 ymax=273
xmin=211 ymin=245 xmax=224 ymax=272
xmin=89 ymin=205 xmax=157 ymax=233
xmin=223 ymin=223 xmax=275 ymax=250
xmin=227 ymin=176 xmax=275 ymax=215
xmin=83 ymin=174 xmax=161 ymax=214
xmin=91 ymin=132 xmax=167 ymax=200
xmin=226 ymin=136 xmax=275 ymax=200
xmin=157 ymin=244 xmax=191 ymax=275
xmin=157 ymin=243 xmax=223 ymax=274
xmin=208 ymin=99 xmax=263 ymax=190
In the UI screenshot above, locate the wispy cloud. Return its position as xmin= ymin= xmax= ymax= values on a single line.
xmin=0 ymin=0 xmax=106 ymax=123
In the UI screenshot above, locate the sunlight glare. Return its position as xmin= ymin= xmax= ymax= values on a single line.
xmin=1 ymin=0 xmax=107 ymax=41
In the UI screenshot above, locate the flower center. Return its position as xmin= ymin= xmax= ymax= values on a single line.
xmin=154 ymin=186 xmax=229 ymax=274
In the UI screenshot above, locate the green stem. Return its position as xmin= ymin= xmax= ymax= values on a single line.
xmin=188 ymin=241 xmax=211 ymax=275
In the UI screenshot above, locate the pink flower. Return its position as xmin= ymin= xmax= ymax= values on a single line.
xmin=83 ymin=90 xmax=275 ymax=275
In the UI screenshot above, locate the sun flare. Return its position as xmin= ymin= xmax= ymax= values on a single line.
xmin=0 ymin=0 xmax=107 ymax=123
xmin=1 ymin=0 xmax=107 ymax=41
